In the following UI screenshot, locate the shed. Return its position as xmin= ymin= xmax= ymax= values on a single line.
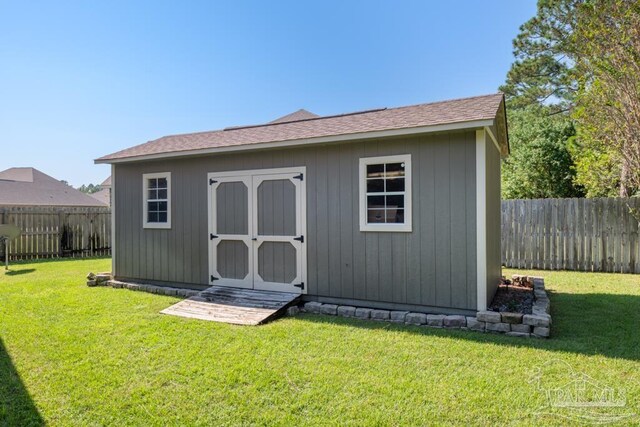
xmin=96 ymin=93 xmax=508 ymax=314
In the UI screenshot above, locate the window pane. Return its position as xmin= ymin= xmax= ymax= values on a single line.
xmin=386 ymin=178 xmax=405 ymax=192
xmin=158 ymin=201 xmax=168 ymax=212
xmin=386 ymin=209 xmax=404 ymax=223
xmin=148 ymin=201 xmax=159 ymax=211
xmin=157 ymin=189 xmax=167 ymax=199
xmin=148 ymin=178 xmax=158 ymax=189
xmin=386 ymin=195 xmax=404 ymax=208
xmin=366 ymin=179 xmax=384 ymax=193
xmin=367 ymin=209 xmax=385 ymax=223
xmin=157 ymin=177 xmax=168 ymax=189
xmin=366 ymin=164 xmax=384 ymax=178
xmin=148 ymin=211 xmax=158 ymax=223
xmin=148 ymin=189 xmax=158 ymax=200
xmin=158 ymin=212 xmax=168 ymax=222
xmin=386 ymin=162 xmax=405 ymax=177
xmin=367 ymin=195 xmax=385 ymax=209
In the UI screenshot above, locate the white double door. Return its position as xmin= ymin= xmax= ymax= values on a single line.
xmin=208 ymin=167 xmax=306 ymax=294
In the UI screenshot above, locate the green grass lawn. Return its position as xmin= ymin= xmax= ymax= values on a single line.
xmin=1 ymin=258 xmax=639 ymax=426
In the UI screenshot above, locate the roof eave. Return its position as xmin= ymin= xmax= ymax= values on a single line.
xmin=95 ymin=118 xmax=496 ymax=165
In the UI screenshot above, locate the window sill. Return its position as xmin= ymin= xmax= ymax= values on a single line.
xmin=143 ymin=223 xmax=172 ymax=230
xmin=360 ymin=224 xmax=412 ymax=232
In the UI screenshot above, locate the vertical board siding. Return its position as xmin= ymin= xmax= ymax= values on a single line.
xmin=0 ymin=206 xmax=111 ymax=260
xmin=114 ymin=130 xmax=479 ymax=310
xmin=501 ymin=198 xmax=640 ymax=273
xmin=485 ymin=139 xmax=502 ymax=303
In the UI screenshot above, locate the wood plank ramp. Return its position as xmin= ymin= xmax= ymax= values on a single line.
xmin=160 ymin=286 xmax=300 ymax=325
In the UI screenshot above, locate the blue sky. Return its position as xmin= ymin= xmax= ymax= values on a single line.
xmin=0 ymin=1 xmax=536 ymax=186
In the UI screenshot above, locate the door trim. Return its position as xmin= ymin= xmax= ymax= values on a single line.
xmin=207 ymin=167 xmax=307 ymax=294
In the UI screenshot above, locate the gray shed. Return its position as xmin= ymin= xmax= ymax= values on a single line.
xmin=96 ymin=93 xmax=508 ymax=314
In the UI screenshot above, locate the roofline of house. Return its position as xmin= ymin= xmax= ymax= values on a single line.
xmin=95 ymin=118 xmax=500 ymax=164
xmin=0 ymin=203 xmax=108 ymax=208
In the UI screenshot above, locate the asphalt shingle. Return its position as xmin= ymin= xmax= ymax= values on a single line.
xmin=97 ymin=93 xmax=504 ymax=162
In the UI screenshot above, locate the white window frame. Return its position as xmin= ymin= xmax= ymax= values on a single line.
xmin=359 ymin=154 xmax=412 ymax=232
xmin=143 ymin=172 xmax=171 ymax=229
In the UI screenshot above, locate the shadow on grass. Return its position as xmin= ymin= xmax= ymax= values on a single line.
xmin=0 ymin=338 xmax=44 ymax=426
xmin=3 ymin=256 xmax=111 ymax=266
xmin=295 ymin=292 xmax=640 ymax=362
xmin=5 ymin=268 xmax=36 ymax=276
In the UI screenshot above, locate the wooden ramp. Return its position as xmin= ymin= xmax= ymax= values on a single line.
xmin=160 ymin=286 xmax=300 ymax=325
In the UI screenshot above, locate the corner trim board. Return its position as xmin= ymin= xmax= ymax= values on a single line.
xmin=111 ymin=164 xmax=116 ymax=276
xmin=476 ymin=130 xmax=487 ymax=311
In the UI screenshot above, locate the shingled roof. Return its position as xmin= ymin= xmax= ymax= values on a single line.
xmin=269 ymin=109 xmax=319 ymax=124
xmin=96 ymin=93 xmax=507 ymax=163
xmin=0 ymin=167 xmax=107 ymax=207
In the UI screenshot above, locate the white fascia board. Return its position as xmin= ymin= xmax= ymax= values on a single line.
xmin=95 ymin=119 xmax=495 ymax=164
xmin=484 ymin=126 xmax=501 ymax=154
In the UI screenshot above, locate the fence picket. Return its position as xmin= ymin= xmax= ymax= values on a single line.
xmin=502 ymin=198 xmax=640 ymax=273
xmin=0 ymin=206 xmax=111 ymax=260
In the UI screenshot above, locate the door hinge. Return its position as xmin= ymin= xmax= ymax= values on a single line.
xmin=293 ymin=173 xmax=303 ymax=181
xmin=209 ymin=178 xmax=218 ymax=185
xmin=210 ymin=233 xmax=218 ymax=240
xmin=210 ymin=275 xmax=219 ymax=282
xmin=293 ymin=282 xmax=305 ymax=290
xmin=293 ymin=235 xmax=304 ymax=243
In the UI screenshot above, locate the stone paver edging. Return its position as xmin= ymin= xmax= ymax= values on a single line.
xmin=298 ymin=275 xmax=551 ymax=338
xmin=87 ymin=272 xmax=551 ymax=337
xmin=87 ymin=273 xmax=201 ymax=298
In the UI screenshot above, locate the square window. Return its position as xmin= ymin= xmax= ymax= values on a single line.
xmin=143 ymin=172 xmax=171 ymax=228
xmin=360 ymin=155 xmax=411 ymax=232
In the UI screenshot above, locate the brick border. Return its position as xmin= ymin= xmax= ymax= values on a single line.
xmin=87 ymin=273 xmax=200 ymax=298
xmin=296 ymin=275 xmax=551 ymax=338
xmin=87 ymin=273 xmax=551 ymax=337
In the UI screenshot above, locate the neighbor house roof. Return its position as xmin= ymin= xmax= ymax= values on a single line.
xmin=0 ymin=167 xmax=108 ymax=207
xmin=89 ymin=188 xmax=110 ymax=206
xmin=88 ymin=176 xmax=112 ymax=205
xmin=96 ymin=93 xmax=508 ymax=164
xmin=269 ymin=109 xmax=319 ymax=124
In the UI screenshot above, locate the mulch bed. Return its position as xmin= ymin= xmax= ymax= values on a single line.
xmin=489 ymin=280 xmax=534 ymax=314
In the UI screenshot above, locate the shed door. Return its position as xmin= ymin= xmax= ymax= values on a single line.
xmin=209 ymin=176 xmax=253 ymax=289
xmin=252 ymin=173 xmax=305 ymax=293
xmin=208 ymin=168 xmax=306 ymax=294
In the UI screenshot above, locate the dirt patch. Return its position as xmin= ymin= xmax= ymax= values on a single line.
xmin=489 ymin=282 xmax=534 ymax=314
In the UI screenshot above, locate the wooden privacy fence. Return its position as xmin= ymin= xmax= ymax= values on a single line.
xmin=0 ymin=206 xmax=111 ymax=260
xmin=502 ymin=198 xmax=640 ymax=273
